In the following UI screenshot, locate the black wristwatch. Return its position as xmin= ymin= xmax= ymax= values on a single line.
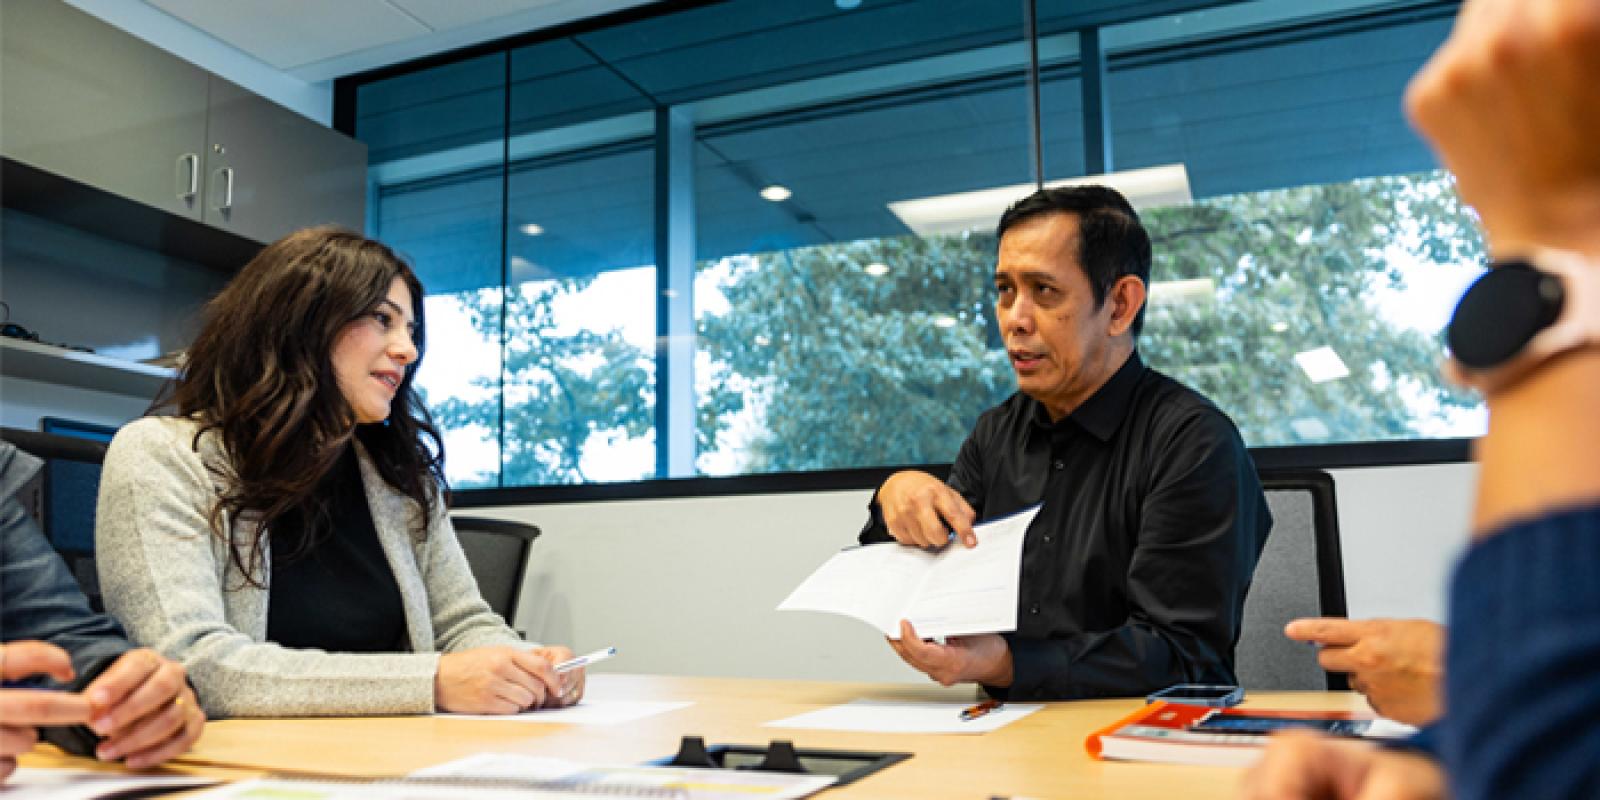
xmin=1445 ymin=249 xmax=1600 ymax=393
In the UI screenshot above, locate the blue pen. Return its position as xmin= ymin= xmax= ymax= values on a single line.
xmin=555 ymin=646 xmax=617 ymax=674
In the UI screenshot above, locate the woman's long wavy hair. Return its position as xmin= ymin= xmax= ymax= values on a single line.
xmin=168 ymin=226 xmax=446 ymax=586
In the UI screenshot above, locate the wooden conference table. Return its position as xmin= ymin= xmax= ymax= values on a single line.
xmin=23 ymin=673 xmax=1369 ymax=799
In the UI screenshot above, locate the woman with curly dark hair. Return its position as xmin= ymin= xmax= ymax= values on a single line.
xmin=95 ymin=226 xmax=584 ymax=718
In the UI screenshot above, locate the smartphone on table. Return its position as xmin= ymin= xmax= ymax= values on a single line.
xmin=1145 ymin=683 xmax=1245 ymax=707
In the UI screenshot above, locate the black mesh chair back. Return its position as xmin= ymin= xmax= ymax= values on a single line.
xmin=450 ymin=515 xmax=542 ymax=635
xmin=1235 ymin=468 xmax=1350 ymax=690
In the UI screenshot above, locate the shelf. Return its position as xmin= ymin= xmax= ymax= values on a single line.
xmin=0 ymin=337 xmax=175 ymax=397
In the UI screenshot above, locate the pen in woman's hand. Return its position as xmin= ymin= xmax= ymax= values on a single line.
xmin=555 ymin=646 xmax=617 ymax=674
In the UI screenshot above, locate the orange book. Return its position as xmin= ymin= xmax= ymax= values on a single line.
xmin=1085 ymin=702 xmax=1404 ymax=767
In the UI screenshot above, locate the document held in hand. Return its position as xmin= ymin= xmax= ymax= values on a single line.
xmin=777 ymin=504 xmax=1041 ymax=639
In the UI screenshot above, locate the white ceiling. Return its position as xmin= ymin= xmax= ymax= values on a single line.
xmin=142 ymin=0 xmax=658 ymax=82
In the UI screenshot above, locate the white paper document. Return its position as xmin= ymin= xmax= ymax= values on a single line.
xmin=0 ymin=767 xmax=216 ymax=799
xmin=438 ymin=699 xmax=692 ymax=725
xmin=765 ymin=698 xmax=1044 ymax=735
xmin=415 ymin=752 xmax=837 ymax=799
xmin=777 ymin=504 xmax=1041 ymax=638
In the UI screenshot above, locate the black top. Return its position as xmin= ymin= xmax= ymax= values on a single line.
xmin=267 ymin=445 xmax=409 ymax=653
xmin=861 ymin=352 xmax=1271 ymax=701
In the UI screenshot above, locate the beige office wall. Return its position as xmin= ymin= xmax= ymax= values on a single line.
xmin=485 ymin=461 xmax=1476 ymax=682
xmin=1332 ymin=461 xmax=1476 ymax=622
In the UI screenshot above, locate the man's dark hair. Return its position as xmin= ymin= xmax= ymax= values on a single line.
xmin=995 ymin=185 xmax=1153 ymax=335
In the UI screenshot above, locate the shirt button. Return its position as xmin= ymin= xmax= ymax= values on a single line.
xmin=1042 ymin=535 xmax=1053 ymax=544
xmin=1052 ymin=459 xmax=1065 ymax=470
xmin=1030 ymin=604 xmax=1040 ymax=615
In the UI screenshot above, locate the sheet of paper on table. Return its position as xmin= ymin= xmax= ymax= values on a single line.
xmin=765 ymin=698 xmax=1045 ymax=735
xmin=1 ymin=767 xmax=217 ymax=800
xmin=436 ymin=698 xmax=692 ymax=725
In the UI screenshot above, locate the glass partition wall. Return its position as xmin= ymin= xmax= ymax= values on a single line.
xmin=346 ymin=0 xmax=1480 ymax=490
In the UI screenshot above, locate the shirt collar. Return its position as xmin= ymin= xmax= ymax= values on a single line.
xmin=1028 ymin=350 xmax=1145 ymax=442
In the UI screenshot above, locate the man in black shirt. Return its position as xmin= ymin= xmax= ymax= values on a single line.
xmin=860 ymin=186 xmax=1270 ymax=701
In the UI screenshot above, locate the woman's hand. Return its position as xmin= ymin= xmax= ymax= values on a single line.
xmin=528 ymin=646 xmax=584 ymax=708
xmin=434 ymin=647 xmax=562 ymax=714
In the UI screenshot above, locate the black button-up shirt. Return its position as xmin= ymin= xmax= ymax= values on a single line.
xmin=861 ymin=352 xmax=1270 ymax=700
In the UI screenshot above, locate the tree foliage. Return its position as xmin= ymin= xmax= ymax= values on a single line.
xmin=1140 ymin=173 xmax=1483 ymax=445
xmin=433 ymin=280 xmax=654 ymax=486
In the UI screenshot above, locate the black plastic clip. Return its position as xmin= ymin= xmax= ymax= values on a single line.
xmin=752 ymin=740 xmax=807 ymax=774
xmin=666 ymin=735 xmax=720 ymax=769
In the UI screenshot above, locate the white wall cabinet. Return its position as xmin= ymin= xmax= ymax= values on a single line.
xmin=1 ymin=0 xmax=366 ymax=251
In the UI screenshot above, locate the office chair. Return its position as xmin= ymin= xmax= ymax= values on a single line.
xmin=1 ymin=426 xmax=111 ymax=611
xmin=1234 ymin=468 xmax=1350 ymax=690
xmin=450 ymin=515 xmax=542 ymax=635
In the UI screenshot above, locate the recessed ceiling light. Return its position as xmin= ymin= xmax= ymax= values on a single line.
xmin=759 ymin=185 xmax=792 ymax=202
xmin=887 ymin=164 xmax=1191 ymax=237
xmin=865 ymin=262 xmax=890 ymax=276
xmin=934 ymin=315 xmax=957 ymax=328
xmin=519 ymin=223 xmax=544 ymax=236
xmin=1293 ymin=346 xmax=1351 ymax=383
xmin=1270 ymin=321 xmax=1289 ymax=333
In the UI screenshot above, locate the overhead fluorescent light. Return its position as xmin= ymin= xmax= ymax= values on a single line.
xmin=1293 ymin=346 xmax=1351 ymax=383
xmin=934 ymin=315 xmax=958 ymax=328
xmin=864 ymin=262 xmax=890 ymax=276
xmin=520 ymin=223 xmax=544 ymax=236
xmin=1147 ymin=277 xmax=1215 ymax=307
xmin=760 ymin=185 xmax=792 ymax=202
xmin=887 ymin=163 xmax=1192 ymax=237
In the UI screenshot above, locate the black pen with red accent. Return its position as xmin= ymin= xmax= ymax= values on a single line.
xmin=959 ymin=698 xmax=1003 ymax=721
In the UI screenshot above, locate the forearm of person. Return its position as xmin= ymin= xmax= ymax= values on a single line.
xmin=1443 ymin=512 xmax=1600 ymax=800
xmin=0 ymin=501 xmax=131 ymax=686
xmin=993 ymin=623 xmax=1230 ymax=700
xmin=426 ymin=508 xmax=529 ymax=651
xmin=1474 ymin=348 xmax=1600 ymax=536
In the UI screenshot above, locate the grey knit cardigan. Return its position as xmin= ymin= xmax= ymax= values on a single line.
xmin=95 ymin=416 xmax=526 ymax=718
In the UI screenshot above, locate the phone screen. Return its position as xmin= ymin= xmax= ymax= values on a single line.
xmin=1190 ymin=714 xmax=1372 ymax=737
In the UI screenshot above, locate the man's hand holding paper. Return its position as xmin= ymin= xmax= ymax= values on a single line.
xmin=876 ymin=471 xmax=978 ymax=548
xmin=888 ymin=621 xmax=1013 ymax=688
xmin=778 ymin=505 xmax=1040 ymax=640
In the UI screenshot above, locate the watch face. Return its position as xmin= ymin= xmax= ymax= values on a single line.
xmin=1447 ymin=261 xmax=1565 ymax=369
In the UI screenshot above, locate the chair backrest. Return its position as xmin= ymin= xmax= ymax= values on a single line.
xmin=450 ymin=515 xmax=541 ymax=634
xmin=1235 ymin=468 xmax=1349 ymax=690
xmin=1 ymin=426 xmax=111 ymax=611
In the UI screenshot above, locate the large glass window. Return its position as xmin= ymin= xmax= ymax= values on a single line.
xmin=1100 ymin=2 xmax=1485 ymax=445
xmin=358 ymin=53 xmax=507 ymax=488
xmin=348 ymin=0 xmax=1481 ymax=489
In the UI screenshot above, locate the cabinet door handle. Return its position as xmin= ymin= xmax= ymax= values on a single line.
xmin=176 ymin=153 xmax=199 ymax=201
xmin=211 ymin=167 xmax=235 ymax=212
